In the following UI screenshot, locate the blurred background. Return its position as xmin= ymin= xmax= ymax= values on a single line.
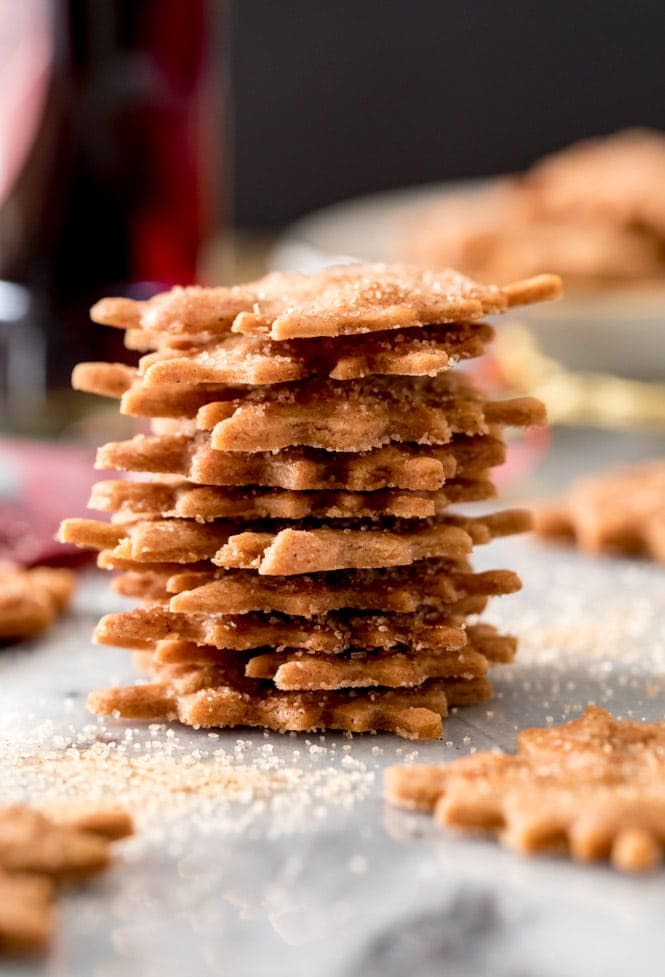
xmin=233 ymin=0 xmax=665 ymax=228
xmin=0 ymin=0 xmax=664 ymax=564
xmin=2 ymin=0 xmax=665 ymax=410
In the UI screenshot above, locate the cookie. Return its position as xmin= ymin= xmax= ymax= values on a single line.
xmin=137 ymin=321 xmax=494 ymax=386
xmin=401 ymin=182 xmax=665 ymax=286
xmin=525 ymin=128 xmax=665 ymax=238
xmin=0 ymin=565 xmax=76 ymax=642
xmin=0 ymin=805 xmax=133 ymax=955
xmin=90 ymin=477 xmax=496 ymax=523
xmin=400 ymin=131 xmax=665 ymax=285
xmin=63 ymin=509 xmax=530 ymax=575
xmin=151 ymin=623 xmax=514 ymax=671
xmin=166 ymin=561 xmax=520 ymax=615
xmin=210 ymin=513 xmax=525 ymax=575
xmin=95 ymin=431 xmax=506 ymax=491
xmin=90 ymin=264 xmax=561 ymax=340
xmin=72 ymin=362 xmax=237 ymax=419
xmin=94 ymin=601 xmax=506 ymax=654
xmin=75 ymin=362 xmax=544 ymax=454
xmin=244 ymin=633 xmax=515 ymax=691
xmin=88 ymin=663 xmax=492 ymax=739
xmin=0 ymin=871 xmax=54 ymax=955
xmin=196 ymin=380 xmax=542 ymax=455
xmin=535 ymin=460 xmax=665 ymax=563
xmin=61 ymin=517 xmax=471 ymax=570
xmin=385 ymin=706 xmax=665 ymax=871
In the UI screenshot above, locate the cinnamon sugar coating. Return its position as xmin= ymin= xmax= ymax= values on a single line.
xmin=90 ymin=476 xmax=495 ymax=523
xmin=400 ymin=131 xmax=665 ymax=285
xmin=62 ymin=509 xmax=529 ymax=575
xmin=95 ymin=431 xmax=506 ymax=491
xmin=137 ymin=321 xmax=494 ymax=386
xmin=94 ymin=601 xmax=506 ymax=654
xmin=88 ymin=663 xmax=491 ymax=739
xmin=385 ymin=707 xmax=665 ymax=871
xmin=90 ymin=264 xmax=561 ymax=339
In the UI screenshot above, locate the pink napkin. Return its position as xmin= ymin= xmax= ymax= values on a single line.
xmin=0 ymin=438 xmax=98 ymax=566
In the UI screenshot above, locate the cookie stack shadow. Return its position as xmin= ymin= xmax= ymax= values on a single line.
xmin=60 ymin=265 xmax=561 ymax=739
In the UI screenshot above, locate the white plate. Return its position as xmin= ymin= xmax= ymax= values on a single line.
xmin=271 ymin=181 xmax=665 ymax=382
xmin=270 ymin=179 xmax=483 ymax=272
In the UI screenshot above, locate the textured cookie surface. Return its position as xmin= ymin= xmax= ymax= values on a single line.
xmin=0 ymin=805 xmax=132 ymax=955
xmin=385 ymin=706 xmax=665 ymax=871
xmin=90 ymin=263 xmax=561 ymax=339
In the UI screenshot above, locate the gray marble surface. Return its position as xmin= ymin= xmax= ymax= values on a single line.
xmin=2 ymin=431 xmax=665 ymax=976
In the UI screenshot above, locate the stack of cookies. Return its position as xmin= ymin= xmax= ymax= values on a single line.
xmin=60 ymin=264 xmax=561 ymax=739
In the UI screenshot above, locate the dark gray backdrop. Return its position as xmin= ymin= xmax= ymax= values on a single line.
xmin=231 ymin=0 xmax=665 ymax=227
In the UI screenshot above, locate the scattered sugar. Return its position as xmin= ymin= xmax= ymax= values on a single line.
xmin=0 ymin=720 xmax=374 ymax=844
xmin=348 ymin=855 xmax=368 ymax=874
xmin=484 ymin=549 xmax=665 ymax=673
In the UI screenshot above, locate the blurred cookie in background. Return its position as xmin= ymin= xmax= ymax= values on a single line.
xmin=399 ymin=129 xmax=665 ymax=288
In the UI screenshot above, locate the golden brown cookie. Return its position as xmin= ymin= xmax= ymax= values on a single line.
xmin=95 ymin=431 xmax=507 ymax=492
xmin=535 ymin=460 xmax=665 ymax=563
xmin=72 ymin=362 xmax=237 ymax=418
xmin=107 ymin=557 xmax=481 ymax=611
xmin=75 ymin=361 xmax=544 ymax=452
xmin=90 ymin=477 xmax=496 ymax=523
xmin=167 ymin=561 xmax=519 ymax=615
xmin=525 ymin=128 xmax=665 ymax=238
xmin=193 ymin=372 xmax=484 ymax=452
xmin=246 ymin=648 xmax=485 ymax=690
xmin=150 ymin=622 xmax=514 ymax=672
xmin=88 ymin=661 xmax=491 ymax=739
xmin=196 ymin=380 xmax=541 ymax=454
xmin=0 ymin=565 xmax=76 ymax=642
xmin=385 ymin=706 xmax=665 ymax=871
xmin=0 ymin=805 xmax=133 ymax=955
xmin=399 ymin=180 xmax=665 ymax=286
xmin=93 ymin=598 xmax=510 ymax=654
xmin=90 ymin=264 xmax=561 ymax=340
xmin=0 ymin=871 xmax=54 ymax=955
xmin=110 ymin=558 xmax=510 ymax=617
xmin=136 ymin=321 xmax=494 ymax=386
xmin=0 ymin=805 xmax=132 ymax=881
xmin=63 ymin=509 xmax=529 ymax=576
xmin=61 ymin=516 xmax=471 ymax=570
xmin=244 ymin=632 xmax=514 ymax=691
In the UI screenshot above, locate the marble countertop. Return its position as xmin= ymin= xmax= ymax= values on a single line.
xmin=2 ymin=428 xmax=665 ymax=977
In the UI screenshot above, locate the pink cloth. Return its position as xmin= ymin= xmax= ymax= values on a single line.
xmin=0 ymin=438 xmax=97 ymax=565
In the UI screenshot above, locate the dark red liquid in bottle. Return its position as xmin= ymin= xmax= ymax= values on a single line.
xmin=0 ymin=0 xmax=225 ymax=387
